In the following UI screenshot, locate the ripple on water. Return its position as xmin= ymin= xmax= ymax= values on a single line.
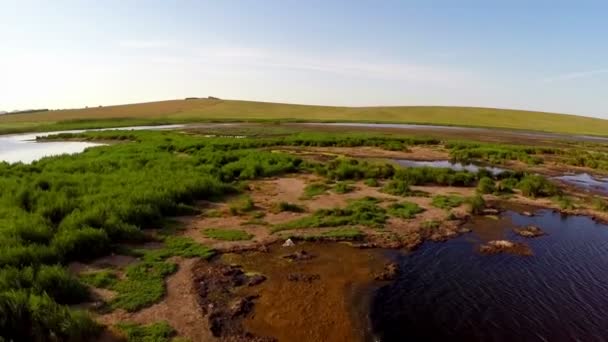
xmin=370 ymin=210 xmax=608 ymax=341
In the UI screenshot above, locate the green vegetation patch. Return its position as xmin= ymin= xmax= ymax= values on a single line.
xmin=80 ymin=269 xmax=119 ymax=289
xmin=553 ymin=195 xmax=576 ymax=210
xmin=466 ymin=195 xmax=486 ymax=214
xmin=81 ymin=237 xmax=213 ymax=312
xmin=301 ymin=182 xmax=330 ymax=199
xmin=333 ymin=181 xmax=354 ymax=194
xmin=476 ymin=177 xmax=496 ymax=194
xmin=203 ymin=228 xmax=253 ymax=241
xmin=116 ymin=321 xmax=176 ymax=342
xmin=228 ymin=195 xmax=255 ymax=215
xmin=431 ymin=195 xmax=465 ymax=209
xmin=111 ymin=261 xmax=177 ymax=312
xmin=516 ymin=175 xmax=561 ymax=198
xmin=364 ymin=178 xmax=380 ymax=187
xmin=273 ymin=197 xmax=387 ymax=232
xmin=387 ymin=201 xmax=425 ymax=219
xmin=381 ymin=180 xmax=427 ymax=197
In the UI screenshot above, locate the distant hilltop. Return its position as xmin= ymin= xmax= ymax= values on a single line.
xmin=0 ymin=98 xmax=607 ymax=137
xmin=2 ymin=109 xmax=49 ymax=115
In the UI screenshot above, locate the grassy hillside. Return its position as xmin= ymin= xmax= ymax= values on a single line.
xmin=1 ymin=98 xmax=607 ymax=136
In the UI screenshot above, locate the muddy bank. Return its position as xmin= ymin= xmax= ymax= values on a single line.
xmin=193 ymin=242 xmax=387 ymax=342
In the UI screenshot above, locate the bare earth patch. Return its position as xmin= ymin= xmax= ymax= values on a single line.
xmin=273 ymin=145 xmax=449 ymax=161
xmin=97 ymin=257 xmax=218 ymax=342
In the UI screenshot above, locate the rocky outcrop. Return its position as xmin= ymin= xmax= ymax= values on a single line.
xmin=513 ymin=225 xmax=546 ymax=238
xmin=479 ymin=240 xmax=532 ymax=256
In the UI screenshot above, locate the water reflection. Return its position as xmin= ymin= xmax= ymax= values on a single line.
xmin=394 ymin=159 xmax=506 ymax=175
xmin=0 ymin=124 xmax=183 ymax=164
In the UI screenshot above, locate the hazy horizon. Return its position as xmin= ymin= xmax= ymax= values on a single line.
xmin=1 ymin=1 xmax=607 ymax=118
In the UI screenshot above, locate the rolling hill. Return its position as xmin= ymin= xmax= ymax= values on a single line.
xmin=1 ymin=98 xmax=607 ymax=136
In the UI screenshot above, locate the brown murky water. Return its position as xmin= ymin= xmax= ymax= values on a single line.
xmin=221 ymin=242 xmax=386 ymax=342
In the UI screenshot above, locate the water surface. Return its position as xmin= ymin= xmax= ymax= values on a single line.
xmin=554 ymin=173 xmax=608 ymax=195
xmin=0 ymin=124 xmax=183 ymax=164
xmin=394 ymin=159 xmax=506 ymax=175
xmin=371 ymin=210 xmax=608 ymax=341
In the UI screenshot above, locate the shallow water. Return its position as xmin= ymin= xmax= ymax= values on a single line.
xmin=554 ymin=173 xmax=608 ymax=195
xmin=370 ymin=210 xmax=608 ymax=341
xmin=0 ymin=124 xmax=183 ymax=163
xmin=394 ymin=159 xmax=506 ymax=175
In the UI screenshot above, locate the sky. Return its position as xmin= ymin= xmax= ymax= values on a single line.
xmin=1 ymin=0 xmax=607 ymax=117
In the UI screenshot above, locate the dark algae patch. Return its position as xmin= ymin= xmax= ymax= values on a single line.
xmin=218 ymin=242 xmax=386 ymax=342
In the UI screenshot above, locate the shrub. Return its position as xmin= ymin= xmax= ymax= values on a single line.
xmin=516 ymin=175 xmax=560 ymax=198
xmin=51 ymin=227 xmax=111 ymax=261
xmin=554 ymin=195 xmax=576 ymax=210
xmin=592 ymin=197 xmax=608 ymax=211
xmin=477 ymin=177 xmax=496 ymax=194
xmin=466 ymin=195 xmax=486 ymax=214
xmin=0 ymin=290 xmax=100 ymax=342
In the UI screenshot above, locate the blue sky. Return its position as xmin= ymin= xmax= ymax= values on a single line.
xmin=1 ymin=0 xmax=607 ymax=117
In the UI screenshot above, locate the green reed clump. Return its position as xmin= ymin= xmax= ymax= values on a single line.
xmin=273 ymin=197 xmax=387 ymax=232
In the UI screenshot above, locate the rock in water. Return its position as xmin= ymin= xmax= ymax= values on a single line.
xmin=282 ymin=238 xmax=295 ymax=247
xmin=375 ymin=262 xmax=400 ymax=281
xmin=513 ymin=225 xmax=546 ymax=238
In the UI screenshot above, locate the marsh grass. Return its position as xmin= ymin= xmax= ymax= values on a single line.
xmin=273 ymin=197 xmax=387 ymax=232
xmin=387 ymin=201 xmax=425 ymax=219
xmin=431 ymin=195 xmax=465 ymax=209
xmin=115 ymin=321 xmax=176 ymax=342
xmin=301 ymin=183 xmax=330 ymax=199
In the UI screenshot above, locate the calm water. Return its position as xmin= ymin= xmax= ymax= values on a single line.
xmin=394 ymin=159 xmax=506 ymax=175
xmin=0 ymin=125 xmax=183 ymax=164
xmin=370 ymin=210 xmax=608 ymax=341
xmin=555 ymin=173 xmax=608 ymax=195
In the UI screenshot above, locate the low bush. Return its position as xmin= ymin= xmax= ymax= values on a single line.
xmin=516 ymin=175 xmax=560 ymax=198
xmin=466 ymin=195 xmax=486 ymax=214
xmin=477 ymin=177 xmax=496 ymax=194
